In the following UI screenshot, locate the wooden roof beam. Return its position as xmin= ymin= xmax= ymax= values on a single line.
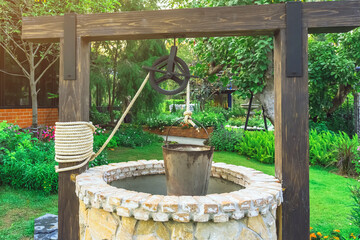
xmin=22 ymin=1 xmax=360 ymax=42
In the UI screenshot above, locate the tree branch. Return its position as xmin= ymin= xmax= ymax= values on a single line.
xmin=1 ymin=29 xmax=27 ymax=54
xmin=0 ymin=42 xmax=30 ymax=78
xmin=34 ymin=44 xmax=41 ymax=56
xmin=208 ymin=64 xmax=225 ymax=75
xmin=0 ymin=69 xmax=26 ymax=78
xmin=34 ymin=43 xmax=54 ymax=69
xmin=35 ymin=55 xmax=59 ymax=84
xmin=327 ymin=84 xmax=353 ymax=117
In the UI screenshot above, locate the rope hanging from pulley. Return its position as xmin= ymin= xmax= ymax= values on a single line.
xmin=55 ymin=40 xmax=199 ymax=173
xmin=54 ymin=73 xmax=150 ymax=173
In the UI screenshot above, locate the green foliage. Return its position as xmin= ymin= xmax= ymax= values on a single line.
xmin=208 ymin=126 xmax=243 ymax=152
xmin=350 ymin=185 xmax=360 ymax=231
xmin=0 ymin=122 xmax=57 ymax=193
xmin=90 ymin=106 xmax=111 ymax=125
xmin=334 ymin=133 xmax=359 ymax=176
xmin=326 ymin=99 xmax=355 ymax=137
xmin=114 ymin=126 xmax=164 ymax=148
xmin=309 ymin=129 xmax=360 ymax=174
xmin=308 ymin=34 xmax=359 ymax=121
xmin=309 ymin=130 xmax=337 ymax=166
xmin=93 ymin=125 xmax=163 ymax=150
xmin=235 ymin=131 xmax=275 ymax=164
xmin=226 ymin=117 xmax=245 ymax=127
xmin=162 ymin=99 xmax=185 ymax=112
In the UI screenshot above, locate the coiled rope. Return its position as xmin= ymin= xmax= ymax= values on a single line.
xmin=55 ymin=73 xmax=150 ymax=173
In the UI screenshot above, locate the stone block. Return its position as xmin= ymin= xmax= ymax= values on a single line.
xmin=161 ymin=196 xmax=179 ymax=213
xmin=193 ymin=196 xmax=218 ymax=214
xmin=88 ymin=208 xmax=118 ymax=240
xmin=116 ymin=217 xmax=137 ymax=240
xmin=142 ymin=195 xmax=163 ymax=212
xmin=172 ymin=212 xmax=191 ymax=223
xmin=167 ymin=222 xmax=194 ymax=240
xmin=195 ymin=221 xmax=239 ymax=240
xmin=179 ymin=196 xmax=198 ymax=213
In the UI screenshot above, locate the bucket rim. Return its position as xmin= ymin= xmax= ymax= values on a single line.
xmin=162 ymin=143 xmax=214 ymax=152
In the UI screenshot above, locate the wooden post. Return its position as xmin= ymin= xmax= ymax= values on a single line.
xmin=274 ymin=3 xmax=309 ymax=238
xmin=274 ymin=26 xmax=310 ymax=240
xmin=58 ymin=37 xmax=90 ymax=239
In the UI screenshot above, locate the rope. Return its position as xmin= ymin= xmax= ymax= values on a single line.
xmin=54 ymin=73 xmax=150 ymax=173
xmin=55 ymin=122 xmax=94 ymax=173
xmin=183 ymin=82 xmax=199 ymax=131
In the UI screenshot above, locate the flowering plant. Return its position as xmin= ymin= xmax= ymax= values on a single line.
xmin=310 ymin=228 xmax=359 ymax=240
xmin=38 ymin=126 xmax=55 ymax=141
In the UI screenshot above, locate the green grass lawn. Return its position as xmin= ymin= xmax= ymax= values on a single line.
xmin=1 ymin=142 xmax=359 ymax=239
xmin=0 ymin=186 xmax=58 ymax=240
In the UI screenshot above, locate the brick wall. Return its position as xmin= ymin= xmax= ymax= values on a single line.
xmin=0 ymin=108 xmax=58 ymax=128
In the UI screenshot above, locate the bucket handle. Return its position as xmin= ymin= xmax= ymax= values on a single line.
xmin=165 ymin=117 xmax=210 ymax=145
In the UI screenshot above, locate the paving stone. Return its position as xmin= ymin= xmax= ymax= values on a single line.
xmin=34 ymin=213 xmax=58 ymax=240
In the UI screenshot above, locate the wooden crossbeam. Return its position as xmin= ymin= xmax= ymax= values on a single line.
xmin=22 ymin=1 xmax=360 ymax=42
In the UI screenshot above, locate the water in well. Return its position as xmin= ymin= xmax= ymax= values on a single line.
xmin=110 ymin=175 xmax=244 ymax=195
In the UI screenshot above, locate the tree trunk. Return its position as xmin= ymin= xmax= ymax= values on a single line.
xmin=354 ymin=92 xmax=360 ymax=137
xmin=327 ymin=84 xmax=352 ymax=117
xmin=255 ymin=49 xmax=275 ymax=125
xmin=29 ymin=49 xmax=38 ymax=129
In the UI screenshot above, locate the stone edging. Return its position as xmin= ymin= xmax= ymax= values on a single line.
xmin=76 ymin=160 xmax=282 ymax=223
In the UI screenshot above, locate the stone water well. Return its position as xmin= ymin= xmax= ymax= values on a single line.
xmin=76 ymin=160 xmax=282 ymax=240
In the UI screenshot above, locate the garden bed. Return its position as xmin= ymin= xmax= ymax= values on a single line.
xmin=143 ymin=126 xmax=214 ymax=139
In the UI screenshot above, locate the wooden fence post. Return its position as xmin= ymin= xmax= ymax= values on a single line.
xmin=58 ymin=35 xmax=90 ymax=239
xmin=274 ymin=3 xmax=310 ymax=239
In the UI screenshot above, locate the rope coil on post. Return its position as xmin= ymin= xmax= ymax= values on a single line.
xmin=55 ymin=122 xmax=95 ymax=173
xmin=54 ymin=73 xmax=150 ymax=173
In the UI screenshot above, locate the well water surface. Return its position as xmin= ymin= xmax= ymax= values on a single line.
xmin=110 ymin=175 xmax=244 ymax=195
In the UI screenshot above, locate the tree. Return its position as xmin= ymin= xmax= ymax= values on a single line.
xmin=90 ymin=0 xmax=168 ymax=124
xmin=0 ymin=0 xmax=122 ymax=128
xmin=170 ymin=0 xmax=359 ymax=126
xmin=308 ymin=33 xmax=359 ymax=122
xmin=0 ymin=0 xmax=59 ymax=128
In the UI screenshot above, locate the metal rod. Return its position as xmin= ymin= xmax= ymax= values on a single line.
xmin=262 ymin=105 xmax=268 ymax=130
xmin=244 ymin=93 xmax=253 ymax=131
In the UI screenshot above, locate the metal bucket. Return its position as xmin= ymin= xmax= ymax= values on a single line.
xmin=163 ymin=144 xmax=214 ymax=196
xmin=162 ymin=118 xmax=214 ymax=196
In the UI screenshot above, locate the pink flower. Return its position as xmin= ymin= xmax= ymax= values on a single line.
xmin=357 ymin=146 xmax=360 ymax=151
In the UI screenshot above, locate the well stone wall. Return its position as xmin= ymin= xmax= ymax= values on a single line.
xmin=76 ymin=160 xmax=282 ymax=240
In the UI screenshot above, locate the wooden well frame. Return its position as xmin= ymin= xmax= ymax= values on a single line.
xmin=21 ymin=1 xmax=360 ymax=239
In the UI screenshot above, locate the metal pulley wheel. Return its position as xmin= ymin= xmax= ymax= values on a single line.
xmin=143 ymin=45 xmax=197 ymax=95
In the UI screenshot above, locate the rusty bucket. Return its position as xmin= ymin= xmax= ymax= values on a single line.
xmin=162 ymin=118 xmax=214 ymax=196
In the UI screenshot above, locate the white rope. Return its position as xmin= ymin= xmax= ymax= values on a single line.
xmin=54 ymin=73 xmax=150 ymax=173
xmin=183 ymin=81 xmax=199 ymax=131
xmin=55 ymin=122 xmax=94 ymax=173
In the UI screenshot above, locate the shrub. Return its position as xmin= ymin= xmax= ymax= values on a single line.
xmin=236 ymin=131 xmax=275 ymax=164
xmin=208 ymin=126 xmax=243 ymax=152
xmin=0 ymin=126 xmax=57 ymax=193
xmin=114 ymin=125 xmax=163 ymax=148
xmin=90 ymin=106 xmax=110 ymax=125
xmin=37 ymin=126 xmax=56 ymax=142
xmin=309 ymin=129 xmax=337 ymax=166
xmin=226 ymin=117 xmax=245 ymax=127
xmin=334 ymin=133 xmax=359 ymax=175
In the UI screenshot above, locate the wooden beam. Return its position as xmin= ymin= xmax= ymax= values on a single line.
xmin=304 ymin=1 xmax=360 ymax=33
xmin=22 ymin=1 xmax=360 ymax=42
xmin=274 ymin=27 xmax=310 ymax=240
xmin=58 ymin=37 xmax=90 ymax=240
xmin=23 ymin=4 xmax=285 ymax=41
